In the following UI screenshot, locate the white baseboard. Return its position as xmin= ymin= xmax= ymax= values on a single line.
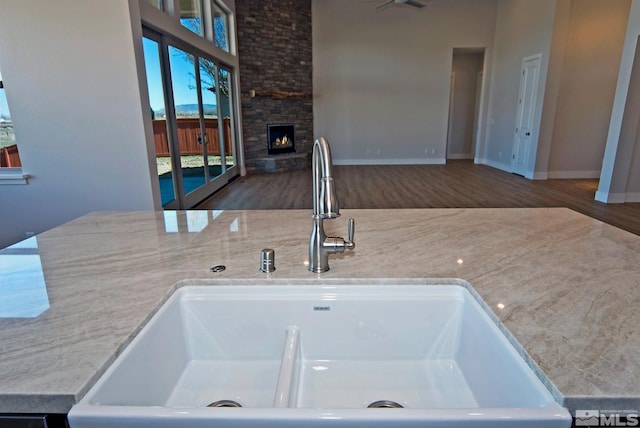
xmin=625 ymin=192 xmax=640 ymax=203
xmin=533 ymin=171 xmax=548 ymax=180
xmin=608 ymin=193 xmax=627 ymax=203
xmin=533 ymin=170 xmax=600 ymax=180
xmin=475 ymin=163 xmax=601 ymax=181
xmin=548 ymin=170 xmax=601 ymax=179
xmin=475 ymin=158 xmax=512 ymax=173
xmin=595 ymin=191 xmax=626 ymax=203
xmin=333 ymin=158 xmax=447 ymax=166
xmin=447 ymin=153 xmax=474 ymax=160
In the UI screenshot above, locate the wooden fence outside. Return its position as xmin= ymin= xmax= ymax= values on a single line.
xmin=0 ymin=145 xmax=21 ymax=167
xmin=153 ymin=117 xmax=232 ymax=157
xmin=0 ymin=117 xmax=232 ymax=169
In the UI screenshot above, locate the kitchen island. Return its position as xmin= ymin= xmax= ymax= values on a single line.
xmin=1 ymin=208 xmax=639 ymax=418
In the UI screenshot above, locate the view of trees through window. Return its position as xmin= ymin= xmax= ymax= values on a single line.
xmin=179 ymin=0 xmax=230 ymax=53
xmin=0 ymin=66 xmax=21 ymax=168
xmin=147 ymin=0 xmax=230 ymax=52
xmin=212 ymin=2 xmax=229 ymax=52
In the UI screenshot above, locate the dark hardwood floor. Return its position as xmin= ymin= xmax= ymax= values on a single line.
xmin=196 ymin=160 xmax=640 ymax=236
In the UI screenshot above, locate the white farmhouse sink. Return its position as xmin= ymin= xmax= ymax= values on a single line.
xmin=68 ymin=282 xmax=571 ymax=428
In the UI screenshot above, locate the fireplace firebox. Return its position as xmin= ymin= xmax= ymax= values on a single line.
xmin=267 ymin=123 xmax=295 ymax=155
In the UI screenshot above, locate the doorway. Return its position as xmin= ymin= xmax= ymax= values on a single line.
xmin=512 ymin=54 xmax=542 ymax=177
xmin=142 ymin=30 xmax=239 ymax=209
xmin=447 ymin=49 xmax=485 ymax=160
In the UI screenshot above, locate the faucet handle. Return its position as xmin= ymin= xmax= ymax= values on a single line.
xmin=347 ymin=218 xmax=355 ymax=250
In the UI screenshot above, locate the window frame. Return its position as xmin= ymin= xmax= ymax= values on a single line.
xmin=145 ymin=0 xmax=235 ymax=56
xmin=0 ymin=64 xmax=28 ymax=184
xmin=139 ymin=0 xmax=241 ymax=208
xmin=178 ymin=0 xmax=205 ymax=37
xmin=147 ymin=0 xmax=163 ymax=10
xmin=208 ymin=0 xmax=233 ymax=54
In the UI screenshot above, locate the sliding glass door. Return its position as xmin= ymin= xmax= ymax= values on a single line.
xmin=216 ymin=65 xmax=236 ymax=174
xmin=143 ymin=30 xmax=238 ymax=209
xmin=143 ymin=36 xmax=175 ymax=207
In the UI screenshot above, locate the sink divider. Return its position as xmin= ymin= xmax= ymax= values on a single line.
xmin=273 ymin=326 xmax=301 ymax=408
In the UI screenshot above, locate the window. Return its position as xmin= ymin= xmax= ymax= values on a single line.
xmin=212 ymin=1 xmax=230 ymax=52
xmin=140 ymin=0 xmax=239 ymax=208
xmin=145 ymin=0 xmax=233 ymax=54
xmin=180 ymin=0 xmax=204 ymax=36
xmin=143 ymin=36 xmax=175 ymax=207
xmin=0 ymin=66 xmax=22 ymax=168
xmin=142 ymin=33 xmax=238 ymax=209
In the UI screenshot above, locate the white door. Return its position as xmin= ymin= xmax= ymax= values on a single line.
xmin=512 ymin=55 xmax=541 ymax=177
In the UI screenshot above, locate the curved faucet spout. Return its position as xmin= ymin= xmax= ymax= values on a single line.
xmin=312 ymin=137 xmax=340 ymax=218
xmin=309 ymin=137 xmax=355 ymax=273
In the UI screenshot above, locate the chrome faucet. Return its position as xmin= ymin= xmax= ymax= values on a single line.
xmin=309 ymin=137 xmax=355 ymax=273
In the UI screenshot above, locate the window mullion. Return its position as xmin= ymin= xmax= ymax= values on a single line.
xmin=202 ymin=0 xmax=214 ymax=44
xmin=165 ymin=0 xmax=179 ymax=21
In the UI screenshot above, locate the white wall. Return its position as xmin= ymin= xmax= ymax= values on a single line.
xmin=0 ymin=0 xmax=154 ymax=247
xmin=481 ymin=0 xmax=557 ymax=176
xmin=604 ymin=34 xmax=640 ymax=200
xmin=598 ymin=0 xmax=640 ymax=203
xmin=535 ymin=0 xmax=571 ymax=179
xmin=313 ymin=0 xmax=635 ymax=191
xmin=312 ymin=0 xmax=497 ymax=165
xmin=627 ymin=121 xmax=640 ymax=199
xmin=545 ymin=0 xmax=630 ymax=179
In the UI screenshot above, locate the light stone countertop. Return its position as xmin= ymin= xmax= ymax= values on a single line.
xmin=1 ymin=208 xmax=639 ymax=415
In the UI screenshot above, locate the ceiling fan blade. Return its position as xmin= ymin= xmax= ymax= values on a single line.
xmin=375 ymin=0 xmax=395 ymax=11
xmin=405 ymin=0 xmax=426 ymax=8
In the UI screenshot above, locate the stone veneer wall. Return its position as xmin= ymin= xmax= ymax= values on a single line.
xmin=235 ymin=0 xmax=313 ymax=173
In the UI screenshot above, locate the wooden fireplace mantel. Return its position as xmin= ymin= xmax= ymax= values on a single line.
xmin=248 ymin=89 xmax=311 ymax=99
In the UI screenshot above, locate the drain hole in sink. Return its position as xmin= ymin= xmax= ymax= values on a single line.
xmin=207 ymin=400 xmax=242 ymax=408
xmin=367 ymin=400 xmax=404 ymax=408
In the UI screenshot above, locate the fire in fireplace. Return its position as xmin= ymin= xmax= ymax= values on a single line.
xmin=267 ymin=123 xmax=295 ymax=155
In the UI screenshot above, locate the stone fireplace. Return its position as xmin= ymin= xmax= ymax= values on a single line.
xmin=236 ymin=0 xmax=312 ymax=173
xmin=267 ymin=123 xmax=295 ymax=155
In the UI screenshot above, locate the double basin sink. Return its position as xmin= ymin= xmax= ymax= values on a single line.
xmin=68 ymin=280 xmax=571 ymax=427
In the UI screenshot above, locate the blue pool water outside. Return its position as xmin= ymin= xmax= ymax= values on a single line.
xmin=159 ymin=166 xmax=226 ymax=206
